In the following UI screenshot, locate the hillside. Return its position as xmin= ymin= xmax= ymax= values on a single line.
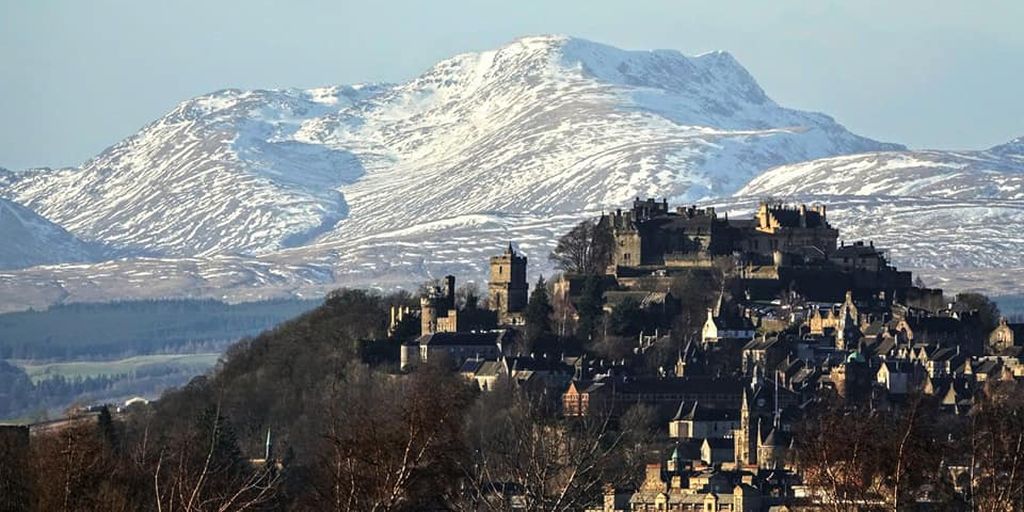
xmin=740 ymin=137 xmax=1024 ymax=199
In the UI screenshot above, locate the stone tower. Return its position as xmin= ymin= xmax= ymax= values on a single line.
xmin=420 ymin=275 xmax=457 ymax=335
xmin=489 ymin=243 xmax=528 ymax=325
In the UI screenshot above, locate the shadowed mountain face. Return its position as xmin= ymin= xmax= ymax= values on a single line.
xmin=0 ymin=197 xmax=104 ymax=270
xmin=10 ymin=35 xmax=1015 ymax=311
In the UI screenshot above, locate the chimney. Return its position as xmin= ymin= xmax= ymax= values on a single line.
xmin=445 ymin=275 xmax=456 ymax=305
xmin=644 ymin=463 xmax=663 ymax=487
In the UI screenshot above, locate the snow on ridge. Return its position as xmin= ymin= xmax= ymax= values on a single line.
xmin=738 ymin=138 xmax=1024 ymax=200
xmin=0 ymin=35 xmax=929 ymax=308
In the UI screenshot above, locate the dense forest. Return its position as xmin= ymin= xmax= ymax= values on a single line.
xmin=0 ymin=298 xmax=320 ymax=360
xmin=0 ymin=298 xmax=320 ymax=420
xmin=0 ymin=358 xmax=221 ymax=422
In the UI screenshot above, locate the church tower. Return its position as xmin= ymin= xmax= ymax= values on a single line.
xmin=489 ymin=243 xmax=528 ymax=325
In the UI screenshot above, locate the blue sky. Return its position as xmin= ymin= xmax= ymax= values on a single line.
xmin=2 ymin=0 xmax=1022 ymax=170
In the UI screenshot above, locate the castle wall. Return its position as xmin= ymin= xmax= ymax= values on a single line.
xmin=613 ymin=231 xmax=641 ymax=268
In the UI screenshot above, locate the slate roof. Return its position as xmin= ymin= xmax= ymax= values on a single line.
xmin=417 ymin=330 xmax=510 ymax=347
xmin=672 ymin=401 xmax=739 ymax=422
xmin=702 ymin=437 xmax=735 ymax=450
xmin=832 ymin=242 xmax=882 ymax=259
xmin=761 ymin=428 xmax=792 ymax=447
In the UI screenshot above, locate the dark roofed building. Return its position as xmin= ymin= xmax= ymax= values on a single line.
xmin=701 ymin=437 xmax=736 ymax=465
xmin=403 ymin=329 xmax=515 ymax=370
xmin=830 ymin=241 xmax=886 ymax=272
xmin=669 ymin=401 xmax=740 ymax=439
xmin=563 ymin=375 xmax=746 ymax=417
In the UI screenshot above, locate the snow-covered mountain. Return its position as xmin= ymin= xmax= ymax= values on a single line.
xmin=729 ymin=137 xmax=1024 ymax=293
xmin=739 ymin=137 xmax=1024 ymax=199
xmin=2 ymin=35 xmax=897 ymax=260
xmin=0 ymin=196 xmax=104 ymax=270
xmin=1 ymin=87 xmax=384 ymax=256
xmin=3 ymin=35 xmax=1016 ymax=311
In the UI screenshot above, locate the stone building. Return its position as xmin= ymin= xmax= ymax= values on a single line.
xmin=734 ymin=382 xmax=798 ymax=469
xmin=668 ymin=401 xmax=740 ymax=439
xmin=607 ymin=457 xmax=761 ymax=512
xmin=740 ymin=202 xmax=837 ymax=258
xmin=420 ymin=275 xmax=458 ymax=335
xmin=601 ymin=199 xmax=732 ymax=268
xmin=829 ymin=240 xmax=886 ymax=272
xmin=601 ymin=199 xmax=839 ymax=271
xmin=401 ymin=330 xmax=514 ymax=371
xmin=563 ymin=375 xmax=746 ymax=418
xmin=702 ymin=308 xmax=756 ymax=345
xmin=489 ymin=243 xmax=528 ymax=325
xmin=989 ymin=317 xmax=1024 ymax=354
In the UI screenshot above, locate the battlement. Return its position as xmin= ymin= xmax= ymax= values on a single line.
xmin=604 ymin=198 xmax=840 ymax=269
xmin=755 ymin=201 xmax=829 ymax=232
xmin=632 ymin=197 xmax=669 ymax=221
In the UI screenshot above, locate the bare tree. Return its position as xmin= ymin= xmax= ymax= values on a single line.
xmin=455 ymin=390 xmax=627 ymax=512
xmin=549 ymin=219 xmax=614 ymax=275
xmin=795 ymin=398 xmax=948 ymax=512
xmin=151 ymin=402 xmax=280 ymax=512
xmin=964 ymin=380 xmax=1024 ymax=511
xmin=304 ymin=363 xmax=472 ymax=511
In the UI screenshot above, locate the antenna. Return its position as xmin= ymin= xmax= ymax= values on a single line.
xmin=774 ymin=371 xmax=780 ymax=428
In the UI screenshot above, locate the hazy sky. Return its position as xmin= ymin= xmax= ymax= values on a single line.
xmin=2 ymin=0 xmax=1022 ymax=170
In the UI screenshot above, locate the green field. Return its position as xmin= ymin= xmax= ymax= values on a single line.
xmin=15 ymin=353 xmax=221 ymax=383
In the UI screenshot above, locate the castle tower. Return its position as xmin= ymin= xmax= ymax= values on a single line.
xmin=489 ymin=243 xmax=528 ymax=325
xmin=443 ymin=275 xmax=456 ymax=311
xmin=420 ymin=294 xmax=438 ymax=335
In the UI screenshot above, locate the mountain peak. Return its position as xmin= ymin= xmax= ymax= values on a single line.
xmin=0 ymin=36 xmax=902 ymax=297
xmin=990 ymin=135 xmax=1024 ymax=155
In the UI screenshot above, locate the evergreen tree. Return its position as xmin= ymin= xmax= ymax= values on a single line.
xmin=97 ymin=405 xmax=119 ymax=452
xmin=608 ymin=297 xmax=644 ymax=337
xmin=574 ymin=275 xmax=605 ymax=342
xmin=525 ymin=276 xmax=553 ymax=342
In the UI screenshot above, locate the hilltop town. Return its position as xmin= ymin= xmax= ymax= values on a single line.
xmin=385 ymin=198 xmax=1022 ymax=510
xmin=4 ymin=199 xmax=1023 ymax=511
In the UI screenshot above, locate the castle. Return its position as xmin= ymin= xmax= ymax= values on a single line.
xmin=601 ymin=198 xmax=838 ymax=269
xmin=601 ymin=198 xmax=916 ymax=303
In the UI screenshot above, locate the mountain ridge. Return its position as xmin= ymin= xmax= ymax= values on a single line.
xmin=2 ymin=35 xmax=1017 ymax=312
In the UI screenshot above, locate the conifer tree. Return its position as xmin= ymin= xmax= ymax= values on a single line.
xmin=525 ymin=276 xmax=553 ymax=342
